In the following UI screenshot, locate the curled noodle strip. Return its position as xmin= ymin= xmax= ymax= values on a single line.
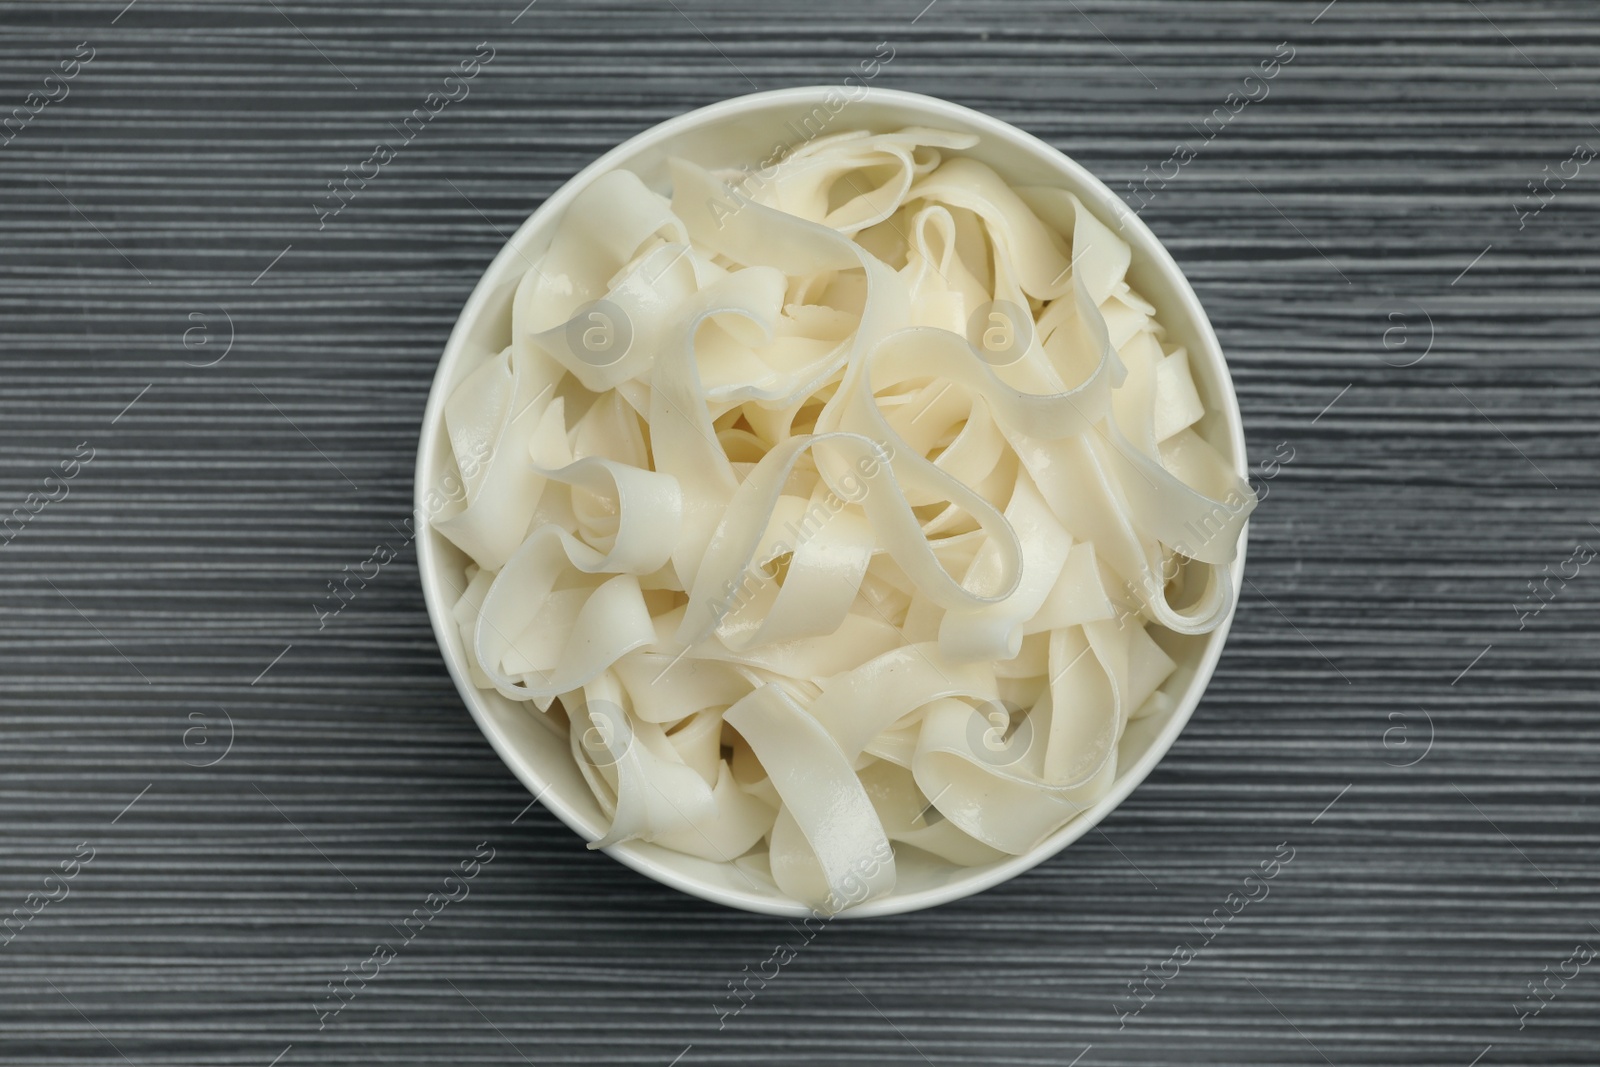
xmin=438 ymin=127 xmax=1255 ymax=912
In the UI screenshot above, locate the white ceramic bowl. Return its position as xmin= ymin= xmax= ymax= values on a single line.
xmin=416 ymin=86 xmax=1249 ymax=917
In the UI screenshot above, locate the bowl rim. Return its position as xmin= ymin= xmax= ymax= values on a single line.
xmin=415 ymin=85 xmax=1249 ymax=918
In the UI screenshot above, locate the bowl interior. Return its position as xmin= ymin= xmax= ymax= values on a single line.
xmin=416 ymin=87 xmax=1248 ymax=917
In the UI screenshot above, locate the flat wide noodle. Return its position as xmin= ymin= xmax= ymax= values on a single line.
xmin=436 ymin=127 xmax=1255 ymax=912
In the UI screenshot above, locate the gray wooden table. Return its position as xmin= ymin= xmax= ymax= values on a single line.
xmin=2 ymin=1 xmax=1596 ymax=1064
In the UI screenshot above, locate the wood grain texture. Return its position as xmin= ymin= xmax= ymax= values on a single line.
xmin=0 ymin=0 xmax=1596 ymax=1064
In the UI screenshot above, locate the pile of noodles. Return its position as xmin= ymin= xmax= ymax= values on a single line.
xmin=434 ymin=128 xmax=1253 ymax=912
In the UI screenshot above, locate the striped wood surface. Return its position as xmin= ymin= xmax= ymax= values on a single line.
xmin=0 ymin=1 xmax=1597 ymax=1064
